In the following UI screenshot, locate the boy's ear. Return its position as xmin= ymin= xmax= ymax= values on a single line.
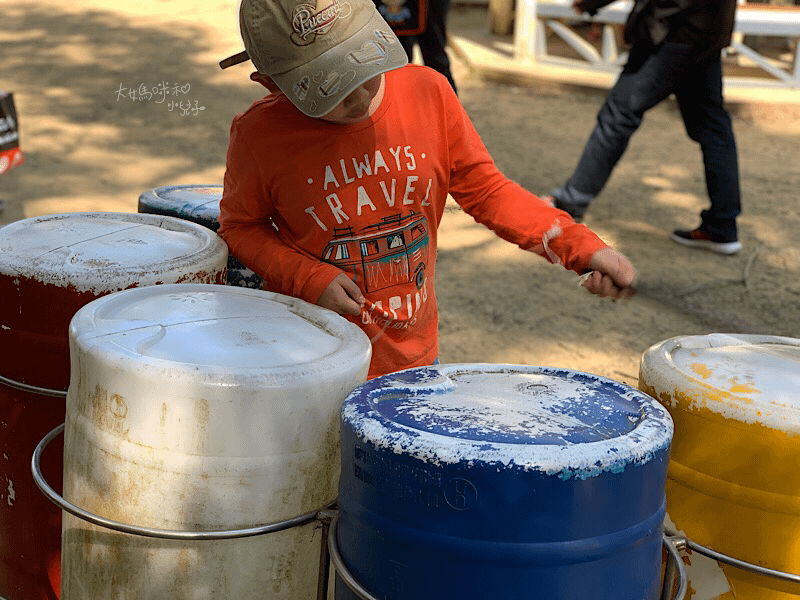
xmin=250 ymin=72 xmax=282 ymax=94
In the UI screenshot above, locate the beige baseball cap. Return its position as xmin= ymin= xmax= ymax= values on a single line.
xmin=220 ymin=0 xmax=409 ymax=117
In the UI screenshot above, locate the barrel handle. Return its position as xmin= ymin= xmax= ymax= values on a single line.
xmin=0 ymin=374 xmax=67 ymax=398
xmin=31 ymin=423 xmax=334 ymax=541
xmin=664 ymin=526 xmax=800 ymax=585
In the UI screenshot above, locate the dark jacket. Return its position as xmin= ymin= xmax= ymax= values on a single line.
xmin=582 ymin=0 xmax=737 ymax=50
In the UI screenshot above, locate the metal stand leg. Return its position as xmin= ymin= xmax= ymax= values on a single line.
xmin=662 ymin=534 xmax=688 ymax=600
xmin=316 ymin=509 xmax=337 ymax=600
xmin=661 ymin=556 xmax=677 ymax=600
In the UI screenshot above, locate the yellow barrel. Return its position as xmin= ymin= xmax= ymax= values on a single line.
xmin=639 ymin=334 xmax=800 ymax=600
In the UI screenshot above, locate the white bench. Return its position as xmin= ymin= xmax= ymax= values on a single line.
xmin=512 ymin=0 xmax=800 ymax=90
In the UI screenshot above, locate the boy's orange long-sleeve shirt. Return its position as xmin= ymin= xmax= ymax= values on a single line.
xmin=218 ymin=65 xmax=608 ymax=378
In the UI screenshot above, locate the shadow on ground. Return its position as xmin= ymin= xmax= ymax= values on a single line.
xmin=2 ymin=1 xmax=800 ymax=382
xmin=1 ymin=1 xmax=260 ymax=222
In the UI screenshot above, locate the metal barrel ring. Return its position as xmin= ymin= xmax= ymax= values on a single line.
xmin=0 ymin=374 xmax=68 ymax=398
xmin=31 ymin=422 xmax=332 ymax=541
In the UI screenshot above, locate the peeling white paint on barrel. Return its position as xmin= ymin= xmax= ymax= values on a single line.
xmin=639 ymin=334 xmax=800 ymax=600
xmin=0 ymin=211 xmax=229 ymax=388
xmin=337 ymin=364 xmax=673 ymax=599
xmin=61 ymin=284 xmax=371 ymax=599
xmin=342 ymin=367 xmax=672 ymax=479
xmin=0 ymin=212 xmax=228 ymax=600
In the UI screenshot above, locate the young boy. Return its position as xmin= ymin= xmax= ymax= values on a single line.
xmin=217 ymin=0 xmax=636 ymax=378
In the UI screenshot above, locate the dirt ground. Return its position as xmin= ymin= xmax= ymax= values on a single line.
xmin=2 ymin=0 xmax=800 ymax=389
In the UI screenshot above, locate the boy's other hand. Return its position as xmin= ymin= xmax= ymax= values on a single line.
xmin=318 ymin=273 xmax=366 ymax=316
xmin=583 ymin=247 xmax=637 ymax=299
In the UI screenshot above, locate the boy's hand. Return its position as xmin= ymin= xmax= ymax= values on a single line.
xmin=317 ymin=273 xmax=366 ymax=316
xmin=582 ymin=247 xmax=637 ymax=299
xmin=573 ymin=0 xmax=587 ymax=14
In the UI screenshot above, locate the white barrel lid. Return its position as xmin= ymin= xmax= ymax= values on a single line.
xmin=70 ymin=283 xmax=372 ymax=380
xmin=342 ymin=364 xmax=673 ymax=480
xmin=0 ymin=212 xmax=227 ymax=292
xmin=640 ymin=333 xmax=800 ymax=431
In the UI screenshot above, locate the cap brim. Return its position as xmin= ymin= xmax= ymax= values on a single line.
xmin=269 ymin=12 xmax=408 ymax=118
xmin=219 ymin=50 xmax=250 ymax=70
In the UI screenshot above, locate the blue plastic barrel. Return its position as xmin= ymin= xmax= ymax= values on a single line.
xmin=137 ymin=184 xmax=262 ymax=289
xmin=336 ymin=364 xmax=674 ymax=600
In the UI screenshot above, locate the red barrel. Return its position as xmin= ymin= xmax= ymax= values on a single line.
xmin=0 ymin=212 xmax=227 ymax=600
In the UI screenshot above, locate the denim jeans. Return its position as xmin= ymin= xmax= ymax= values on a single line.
xmin=560 ymin=41 xmax=741 ymax=241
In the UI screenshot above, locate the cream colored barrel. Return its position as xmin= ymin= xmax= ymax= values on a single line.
xmin=639 ymin=333 xmax=800 ymax=600
xmin=61 ymin=284 xmax=371 ymax=599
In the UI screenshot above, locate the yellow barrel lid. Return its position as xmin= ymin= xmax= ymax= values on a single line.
xmin=640 ymin=333 xmax=800 ymax=433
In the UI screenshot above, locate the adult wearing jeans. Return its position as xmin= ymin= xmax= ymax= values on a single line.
xmin=547 ymin=0 xmax=742 ymax=254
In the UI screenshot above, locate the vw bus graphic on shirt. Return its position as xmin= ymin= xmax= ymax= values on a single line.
xmin=321 ymin=211 xmax=429 ymax=293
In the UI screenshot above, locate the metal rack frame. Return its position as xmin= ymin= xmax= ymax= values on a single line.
xmin=51 ymin=421 xmax=800 ymax=600
xmin=663 ymin=526 xmax=800 ymax=586
xmin=0 ymin=374 xmax=68 ymax=398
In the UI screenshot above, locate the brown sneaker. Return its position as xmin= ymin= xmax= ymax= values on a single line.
xmin=671 ymin=228 xmax=741 ymax=255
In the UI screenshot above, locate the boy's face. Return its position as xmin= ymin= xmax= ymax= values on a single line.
xmin=318 ymin=74 xmax=384 ymax=125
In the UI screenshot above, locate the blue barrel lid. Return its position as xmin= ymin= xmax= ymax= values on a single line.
xmin=137 ymin=184 xmax=265 ymax=290
xmin=342 ymin=364 xmax=673 ymax=480
xmin=137 ymin=184 xmax=222 ymax=229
